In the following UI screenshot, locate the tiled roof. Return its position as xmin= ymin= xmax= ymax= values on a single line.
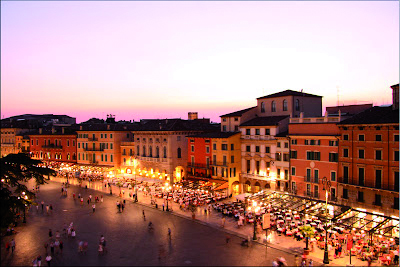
xmin=275 ymin=131 xmax=288 ymax=138
xmin=188 ymin=132 xmax=240 ymax=138
xmin=220 ymin=107 xmax=256 ymax=117
xmin=338 ymin=106 xmax=398 ymax=125
xmin=257 ymin=90 xmax=322 ymax=100
xmin=77 ymin=123 xmax=140 ymax=131
xmin=240 ymin=116 xmax=289 ymax=127
xmin=135 ymin=119 xmax=220 ymax=132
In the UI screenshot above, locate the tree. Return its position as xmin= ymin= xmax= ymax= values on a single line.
xmin=299 ymin=225 xmax=315 ymax=250
xmin=0 ymin=153 xmax=56 ymax=229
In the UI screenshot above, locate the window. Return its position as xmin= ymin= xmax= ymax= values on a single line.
xmin=358 ymin=168 xmax=365 ymax=186
xmin=213 ymin=143 xmax=217 ymax=150
xmin=191 ymin=145 xmax=194 ymax=152
xmin=395 ymin=151 xmax=399 ymax=161
xmin=222 ymin=125 xmax=227 ymax=132
xmin=395 ymin=134 xmax=399 ymax=142
xmin=375 ymin=135 xmax=382 ymax=141
xmin=271 ymin=101 xmax=276 ymax=112
xmin=205 ymin=139 xmax=210 ymax=143
xmin=246 ymin=129 xmax=250 ymax=135
xmin=105 ymin=134 xmax=107 ymax=138
xmin=358 ymin=134 xmax=365 ymax=141
xmin=343 ymin=188 xmax=348 ymax=199
xmin=395 ymin=171 xmax=399 ymax=192
xmin=306 ymin=169 xmax=311 ymax=180
xmin=177 ymin=136 xmax=181 ymax=141
xmin=283 ymin=153 xmax=290 ymax=161
xmin=329 ymin=153 xmax=338 ymax=162
xmin=73 ymin=140 xmax=75 ymax=146
xmin=223 ymin=156 xmax=227 ymax=166
xmin=36 ymin=140 xmax=38 ymax=145
xmin=255 ymin=129 xmax=260 ymax=135
xmin=101 ymin=134 xmax=103 ymax=138
xmin=149 ymin=146 xmax=153 ymax=157
xmin=295 ymin=99 xmax=300 ymax=111
xmin=213 ymin=155 xmax=217 ymax=164
xmin=246 ymin=160 xmax=250 ymax=173
xmin=265 ymin=146 xmax=270 ymax=153
xmin=283 ymin=99 xmax=288 ymax=111
xmin=137 ymin=146 xmax=140 ymax=156
xmin=275 ymin=152 xmax=282 ymax=161
xmin=246 ymin=146 xmax=251 ymax=152
xmin=110 ymin=155 xmax=113 ymax=162
xmin=234 ymin=126 xmax=239 ymax=131
xmin=305 ymin=140 xmax=309 ymax=145
xmin=67 ymin=140 xmax=70 ymax=147
xmin=343 ymin=134 xmax=349 ymax=141
xmin=331 ymin=171 xmax=336 ymax=182
xmin=290 ymin=150 xmax=297 ymax=159
xmin=307 ymin=151 xmax=313 ymax=160
xmin=374 ymin=194 xmax=382 ymax=206
xmin=143 ymin=146 xmax=146 ymax=157
xmin=329 ymin=140 xmax=338 ymax=146
xmin=265 ymin=129 xmax=270 ymax=135
xmin=375 ymin=150 xmax=382 ymax=160
xmin=231 ymin=144 xmax=234 ymax=150
xmin=291 ymin=167 xmax=296 ymax=176
xmin=221 ymin=144 xmax=228 ymax=150
xmin=343 ymin=148 xmax=349 ymax=157
xmin=291 ymin=139 xmax=297 ymax=145
xmin=110 ymin=143 xmax=113 ymax=149
xmin=177 ymin=148 xmax=181 ymax=158
xmin=105 ymin=154 xmax=108 ymax=162
xmin=358 ymin=191 xmax=364 ymax=202
xmin=277 ymin=142 xmax=281 ymax=148
xmin=261 ymin=102 xmax=265 ymax=113
xmin=78 ymin=143 xmax=81 ymax=149
xmin=358 ymin=149 xmax=365 ymax=159
xmin=255 ymin=146 xmax=260 ymax=153
xmin=206 ymin=146 xmax=210 ymax=153
xmin=222 ymin=118 xmax=226 ymax=122
xmin=343 ymin=166 xmax=349 ymax=183
xmin=156 ymin=147 xmax=159 ymax=158
xmin=376 ymin=169 xmax=382 ymax=188
xmin=231 ymin=156 xmax=234 ymax=163
xmin=234 ymin=117 xmax=238 ymax=121
xmin=284 ymin=142 xmax=288 ymax=148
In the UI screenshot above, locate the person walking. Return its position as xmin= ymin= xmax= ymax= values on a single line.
xmin=80 ymin=197 xmax=83 ymax=206
xmin=46 ymin=205 xmax=49 ymax=214
xmin=45 ymin=254 xmax=52 ymax=266
xmin=168 ymin=228 xmax=171 ymax=240
xmin=49 ymin=204 xmax=53 ymax=213
xmin=143 ymin=210 xmax=146 ymax=221
xmin=49 ymin=242 xmax=54 ymax=255
xmin=48 ymin=229 xmax=53 ymax=238
xmin=59 ymin=241 xmax=63 ymax=254
xmin=221 ymin=217 xmax=226 ymax=228
xmin=121 ymin=203 xmax=125 ymax=212
xmin=10 ymin=239 xmax=15 ymax=253
xmin=92 ymin=204 xmax=96 ymax=213
xmin=100 ymin=195 xmax=103 ymax=203
xmin=37 ymin=255 xmax=42 ymax=267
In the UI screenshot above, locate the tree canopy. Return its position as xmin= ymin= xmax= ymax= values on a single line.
xmin=0 ymin=153 xmax=56 ymax=228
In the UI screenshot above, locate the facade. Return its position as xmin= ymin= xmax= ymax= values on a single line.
xmin=220 ymin=107 xmax=257 ymax=132
xmin=29 ymin=128 xmax=77 ymax=163
xmin=1 ymin=128 xmax=30 ymax=157
xmin=337 ymin=104 xmax=399 ymax=217
xmin=133 ymin=118 xmax=219 ymax=184
xmin=274 ymin=133 xmax=290 ymax=192
xmin=16 ymin=134 xmax=30 ymax=154
xmin=187 ymin=132 xmax=241 ymax=194
xmin=120 ymin=141 xmax=136 ymax=174
xmin=76 ymin=124 xmax=134 ymax=170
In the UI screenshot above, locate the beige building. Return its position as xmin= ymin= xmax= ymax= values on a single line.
xmin=1 ymin=128 xmax=30 ymax=157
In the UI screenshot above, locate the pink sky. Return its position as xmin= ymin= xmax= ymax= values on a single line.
xmin=1 ymin=1 xmax=398 ymax=123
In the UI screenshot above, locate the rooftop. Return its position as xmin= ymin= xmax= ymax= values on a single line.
xmin=188 ymin=132 xmax=240 ymax=138
xmin=338 ymin=105 xmax=399 ymax=125
xmin=257 ymin=89 xmax=322 ymax=100
xmin=220 ymin=106 xmax=256 ymax=118
xmin=240 ymin=115 xmax=289 ymax=127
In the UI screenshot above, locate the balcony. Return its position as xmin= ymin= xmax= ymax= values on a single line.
xmin=88 ymin=137 xmax=98 ymax=141
xmin=338 ymin=177 xmax=398 ymax=192
xmin=304 ymin=176 xmax=319 ymax=183
xmin=187 ymin=172 xmax=212 ymax=180
xmin=83 ymin=147 xmax=104 ymax=152
xmin=187 ymin=162 xmax=211 ymax=169
xmin=241 ymin=135 xmax=275 ymax=141
xmin=42 ymin=144 xmax=63 ymax=149
xmin=210 ymin=161 xmax=228 ymax=167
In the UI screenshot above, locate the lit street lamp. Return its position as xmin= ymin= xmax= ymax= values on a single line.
xmin=322 ymin=176 xmax=332 ymax=265
xmin=134 ymin=159 xmax=138 ymax=202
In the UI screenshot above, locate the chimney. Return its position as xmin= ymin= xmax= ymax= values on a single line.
xmin=107 ymin=125 xmax=110 ymax=130
xmin=391 ymin=84 xmax=399 ymax=110
xmin=188 ymin=112 xmax=198 ymax=120
xmin=62 ymin=127 xmax=65 ymax=134
xmin=80 ymin=125 xmax=83 ymax=130
xmin=39 ymin=128 xmax=42 ymax=134
xmin=52 ymin=127 xmax=56 ymax=134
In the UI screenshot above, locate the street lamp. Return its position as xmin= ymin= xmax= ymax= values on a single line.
xmin=166 ymin=183 xmax=170 ymax=211
xmin=134 ymin=159 xmax=138 ymax=202
xmin=322 ymin=176 xmax=332 ymax=265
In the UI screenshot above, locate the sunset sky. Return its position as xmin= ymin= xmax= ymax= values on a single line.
xmin=1 ymin=1 xmax=398 ymax=123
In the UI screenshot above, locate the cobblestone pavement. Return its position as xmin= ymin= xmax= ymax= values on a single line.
xmin=1 ymin=179 xmax=301 ymax=266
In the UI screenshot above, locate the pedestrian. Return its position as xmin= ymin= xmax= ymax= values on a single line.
xmin=55 ymin=231 xmax=60 ymax=239
xmin=78 ymin=193 xmax=81 ymax=199
xmin=294 ymin=255 xmax=301 ymax=267
xmin=6 ymin=241 xmax=10 ymax=252
xmin=87 ymin=198 xmax=90 ymax=205
xmin=46 ymin=205 xmax=49 ymax=214
xmin=50 ymin=242 xmax=54 ymax=255
xmin=221 ymin=217 xmax=226 ymax=228
xmin=54 ymin=240 xmax=59 ymax=254
xmin=78 ymin=240 xmax=83 ymax=253
xmin=41 ymin=201 xmax=44 ymax=211
xmin=225 ymin=234 xmax=231 ymax=244
xmin=162 ymin=202 xmax=165 ymax=211
xmin=83 ymin=241 xmax=88 ymax=254
xmin=36 ymin=205 xmax=39 ymax=212
xmin=32 ymin=257 xmax=38 ymax=267
xmin=37 ymin=255 xmax=42 ymax=267
xmin=98 ymin=243 xmax=103 ymax=255
xmin=10 ymin=239 xmax=15 ymax=253
xmin=73 ymin=193 xmax=76 ymax=200
xmin=168 ymin=228 xmax=171 ymax=240
xmin=49 ymin=229 xmax=53 ymax=238
xmin=143 ymin=210 xmax=146 ymax=221
xmin=121 ymin=203 xmax=125 ymax=212
xmin=80 ymin=197 xmax=83 ymax=205
xmin=101 ymin=195 xmax=103 ymax=203
xmin=45 ymin=254 xmax=52 ymax=266
xmin=92 ymin=204 xmax=96 ymax=213
xmin=71 ymin=229 xmax=76 ymax=238
xmin=59 ymin=241 xmax=63 ymax=254
xmin=49 ymin=204 xmax=53 ymax=213
xmin=44 ymin=242 xmax=48 ymax=253
xmin=89 ymin=194 xmax=92 ymax=202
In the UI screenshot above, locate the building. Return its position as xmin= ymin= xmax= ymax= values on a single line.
xmin=220 ymin=107 xmax=257 ymax=132
xmin=187 ymin=131 xmax=241 ymax=195
xmin=337 ymin=84 xmax=399 ymax=217
xmin=133 ymin=117 xmax=219 ymax=184
xmin=1 ymin=127 xmax=30 ymax=157
xmin=29 ymin=127 xmax=77 ymax=163
xmin=274 ymin=131 xmax=290 ymax=192
xmin=1 ymin=114 xmax=76 ymax=128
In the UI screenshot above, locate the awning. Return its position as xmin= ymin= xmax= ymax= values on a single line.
xmin=214 ymin=182 xmax=228 ymax=191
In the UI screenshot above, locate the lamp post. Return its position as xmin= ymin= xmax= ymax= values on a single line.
xmin=166 ymin=184 xmax=170 ymax=211
xmin=322 ymin=176 xmax=332 ymax=265
xmin=134 ymin=159 xmax=138 ymax=202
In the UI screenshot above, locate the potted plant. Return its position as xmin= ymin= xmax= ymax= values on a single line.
xmin=299 ymin=225 xmax=315 ymax=255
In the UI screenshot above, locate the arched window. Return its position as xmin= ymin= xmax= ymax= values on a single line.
xmin=137 ymin=145 xmax=140 ymax=156
xmin=67 ymin=153 xmax=71 ymax=160
xmin=73 ymin=153 xmax=76 ymax=160
xmin=156 ymin=147 xmax=159 ymax=158
xmin=295 ymin=99 xmax=300 ymax=111
xmin=143 ymin=145 xmax=146 ymax=157
xmin=149 ymin=146 xmax=153 ymax=157
xmin=283 ymin=99 xmax=288 ymax=111
xmin=261 ymin=102 xmax=265 ymax=113
xmin=177 ymin=147 xmax=181 ymax=158
xmin=271 ymin=101 xmax=276 ymax=112
xmin=163 ymin=147 xmax=167 ymax=158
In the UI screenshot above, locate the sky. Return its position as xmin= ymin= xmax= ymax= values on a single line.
xmin=1 ymin=1 xmax=399 ymax=123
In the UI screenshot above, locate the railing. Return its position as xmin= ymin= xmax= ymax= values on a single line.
xmin=241 ymin=135 xmax=276 ymax=141
xmin=290 ymin=116 xmax=341 ymax=124
xmin=304 ymin=191 xmax=312 ymax=197
xmin=88 ymin=137 xmax=98 ymax=141
xmin=210 ymin=161 xmax=228 ymax=167
xmin=83 ymin=147 xmax=104 ymax=151
xmin=304 ymin=176 xmax=319 ymax=183
xmin=338 ymin=177 xmax=398 ymax=192
xmin=187 ymin=173 xmax=212 ymax=179
xmin=42 ymin=144 xmax=63 ymax=149
xmin=187 ymin=162 xmax=211 ymax=169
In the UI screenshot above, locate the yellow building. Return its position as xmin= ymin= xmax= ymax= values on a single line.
xmin=1 ymin=128 xmax=30 ymax=157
